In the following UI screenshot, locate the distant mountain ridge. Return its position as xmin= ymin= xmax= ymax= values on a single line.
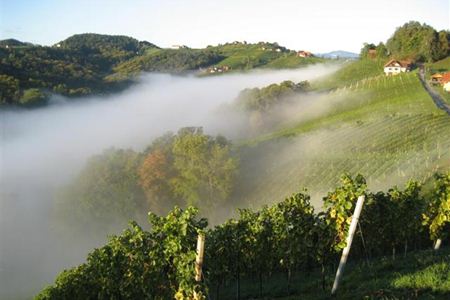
xmin=0 ymin=38 xmax=33 ymax=47
xmin=317 ymin=50 xmax=359 ymax=59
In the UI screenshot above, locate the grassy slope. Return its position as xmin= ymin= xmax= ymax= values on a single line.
xmin=212 ymin=44 xmax=325 ymax=70
xmin=234 ymin=59 xmax=450 ymax=207
xmin=313 ymin=58 xmax=386 ymax=89
xmin=428 ymin=56 xmax=450 ymax=72
xmin=211 ymin=43 xmax=284 ymax=69
xmin=226 ymin=247 xmax=450 ymax=300
xmin=264 ymin=54 xmax=325 ymax=69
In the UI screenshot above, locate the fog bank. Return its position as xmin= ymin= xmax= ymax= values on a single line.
xmin=0 ymin=64 xmax=340 ymax=299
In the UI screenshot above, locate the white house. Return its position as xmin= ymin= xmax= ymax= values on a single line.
xmin=444 ymin=82 xmax=450 ymax=92
xmin=384 ymin=59 xmax=412 ymax=75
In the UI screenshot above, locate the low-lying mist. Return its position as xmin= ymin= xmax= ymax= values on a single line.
xmin=0 ymin=64 xmax=341 ymax=299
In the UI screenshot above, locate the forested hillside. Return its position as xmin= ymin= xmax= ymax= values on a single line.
xmin=0 ymin=35 xmax=321 ymax=107
xmin=53 ymin=128 xmax=238 ymax=237
xmin=359 ymin=21 xmax=449 ymax=63
xmin=0 ymin=34 xmax=156 ymax=106
xmin=386 ymin=21 xmax=449 ymax=62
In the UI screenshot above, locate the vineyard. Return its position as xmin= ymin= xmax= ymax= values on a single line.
xmin=36 ymin=173 xmax=450 ymax=299
xmin=235 ymin=62 xmax=450 ymax=207
xmin=35 ymin=59 xmax=450 ymax=300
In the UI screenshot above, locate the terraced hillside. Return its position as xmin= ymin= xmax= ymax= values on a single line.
xmin=234 ymin=59 xmax=450 ymax=207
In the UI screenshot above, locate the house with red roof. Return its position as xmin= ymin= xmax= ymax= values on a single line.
xmin=441 ymin=72 xmax=450 ymax=92
xmin=297 ymin=50 xmax=312 ymax=58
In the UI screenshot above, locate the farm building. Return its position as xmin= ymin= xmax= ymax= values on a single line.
xmin=206 ymin=65 xmax=231 ymax=74
xmin=384 ymin=59 xmax=412 ymax=75
xmin=430 ymin=73 xmax=443 ymax=85
xmin=297 ymin=50 xmax=312 ymax=58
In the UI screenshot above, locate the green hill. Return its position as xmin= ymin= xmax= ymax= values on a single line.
xmin=0 ymin=38 xmax=31 ymax=47
xmin=0 ymin=45 xmax=122 ymax=106
xmin=234 ymin=59 xmax=450 ymax=207
xmin=110 ymin=48 xmax=224 ymax=78
xmin=57 ymin=33 xmax=158 ymax=64
xmin=207 ymin=42 xmax=324 ymax=70
xmin=58 ymin=33 xmax=157 ymax=52
xmin=313 ymin=58 xmax=386 ymax=89
xmin=207 ymin=42 xmax=286 ymax=69
xmin=386 ymin=21 xmax=449 ymax=62
xmin=0 ymin=34 xmax=156 ymax=106
xmin=0 ymin=36 xmax=323 ymax=107
xmin=264 ymin=53 xmax=325 ymax=69
xmin=112 ymin=41 xmax=324 ymax=78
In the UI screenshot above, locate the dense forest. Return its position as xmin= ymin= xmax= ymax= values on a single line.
xmin=235 ymin=80 xmax=310 ymax=112
xmin=0 ymin=34 xmax=155 ymax=106
xmin=54 ymin=127 xmax=238 ymax=237
xmin=360 ymin=21 xmax=449 ymax=62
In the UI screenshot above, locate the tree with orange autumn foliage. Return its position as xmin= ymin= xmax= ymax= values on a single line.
xmin=138 ymin=128 xmax=238 ymax=213
xmin=139 ymin=148 xmax=178 ymax=213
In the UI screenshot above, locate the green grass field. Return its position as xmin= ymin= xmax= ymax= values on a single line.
xmin=234 ymin=59 xmax=450 ymax=208
xmin=220 ymin=247 xmax=450 ymax=300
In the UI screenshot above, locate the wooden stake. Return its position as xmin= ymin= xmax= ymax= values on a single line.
xmin=434 ymin=238 xmax=442 ymax=251
xmin=331 ymin=195 xmax=365 ymax=296
xmin=193 ymin=233 xmax=206 ymax=300
xmin=195 ymin=233 xmax=206 ymax=282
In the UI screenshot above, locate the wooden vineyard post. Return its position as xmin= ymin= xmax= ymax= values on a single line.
xmin=195 ymin=233 xmax=206 ymax=281
xmin=193 ymin=233 xmax=206 ymax=300
xmin=331 ymin=195 xmax=365 ymax=296
xmin=434 ymin=238 xmax=442 ymax=251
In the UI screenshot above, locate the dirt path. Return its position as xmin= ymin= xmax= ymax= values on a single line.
xmin=418 ymin=66 xmax=450 ymax=115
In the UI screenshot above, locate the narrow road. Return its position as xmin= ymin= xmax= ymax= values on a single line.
xmin=418 ymin=66 xmax=450 ymax=115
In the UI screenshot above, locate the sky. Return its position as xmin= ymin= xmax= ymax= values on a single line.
xmin=0 ymin=0 xmax=448 ymax=53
